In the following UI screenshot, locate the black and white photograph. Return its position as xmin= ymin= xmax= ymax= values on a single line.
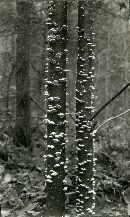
xmin=0 ymin=0 xmax=129 ymax=216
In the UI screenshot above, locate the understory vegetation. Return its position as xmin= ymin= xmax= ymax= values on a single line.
xmin=0 ymin=118 xmax=129 ymax=216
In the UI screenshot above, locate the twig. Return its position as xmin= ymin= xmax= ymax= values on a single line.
xmin=31 ymin=96 xmax=76 ymax=122
xmin=94 ymin=108 xmax=130 ymax=133
xmin=66 ymin=108 xmax=75 ymax=122
xmin=6 ymin=64 xmax=16 ymax=113
xmin=0 ymin=115 xmax=45 ymax=123
xmin=30 ymin=96 xmax=46 ymax=114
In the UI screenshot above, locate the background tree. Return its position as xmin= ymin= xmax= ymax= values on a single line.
xmin=15 ymin=0 xmax=33 ymax=146
xmin=76 ymin=0 xmax=95 ymax=215
xmin=46 ymin=0 xmax=67 ymax=216
xmin=94 ymin=0 xmax=129 ymax=120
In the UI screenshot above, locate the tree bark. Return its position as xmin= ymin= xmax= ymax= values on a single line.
xmin=15 ymin=0 xmax=32 ymax=146
xmin=46 ymin=1 xmax=67 ymax=216
xmin=76 ymin=0 xmax=95 ymax=215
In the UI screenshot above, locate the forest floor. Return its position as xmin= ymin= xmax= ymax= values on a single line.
xmin=0 ymin=132 xmax=128 ymax=217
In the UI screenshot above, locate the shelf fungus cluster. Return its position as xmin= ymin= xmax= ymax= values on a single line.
xmin=46 ymin=0 xmax=67 ymax=216
xmin=45 ymin=0 xmax=96 ymax=216
xmin=76 ymin=0 xmax=95 ymax=215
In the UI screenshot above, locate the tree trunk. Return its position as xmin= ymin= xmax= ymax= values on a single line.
xmin=15 ymin=0 xmax=32 ymax=146
xmin=76 ymin=0 xmax=95 ymax=215
xmin=46 ymin=1 xmax=67 ymax=217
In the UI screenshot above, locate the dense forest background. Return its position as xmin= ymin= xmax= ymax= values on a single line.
xmin=0 ymin=0 xmax=130 ymax=217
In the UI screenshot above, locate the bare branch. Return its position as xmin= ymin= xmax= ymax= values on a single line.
xmin=66 ymin=108 xmax=75 ymax=122
xmin=94 ymin=108 xmax=130 ymax=133
xmin=30 ymin=96 xmax=46 ymax=114
xmin=91 ymin=81 xmax=130 ymax=121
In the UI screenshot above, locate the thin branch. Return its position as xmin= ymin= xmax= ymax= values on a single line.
xmin=6 ymin=64 xmax=16 ymax=112
xmin=14 ymin=3 xmax=128 ymax=21
xmin=0 ymin=115 xmax=45 ymax=123
xmin=90 ymin=81 xmax=130 ymax=121
xmin=98 ymin=69 xmax=128 ymax=83
xmin=30 ymin=96 xmax=46 ymax=114
xmin=66 ymin=108 xmax=75 ymax=122
xmin=94 ymin=108 xmax=130 ymax=133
